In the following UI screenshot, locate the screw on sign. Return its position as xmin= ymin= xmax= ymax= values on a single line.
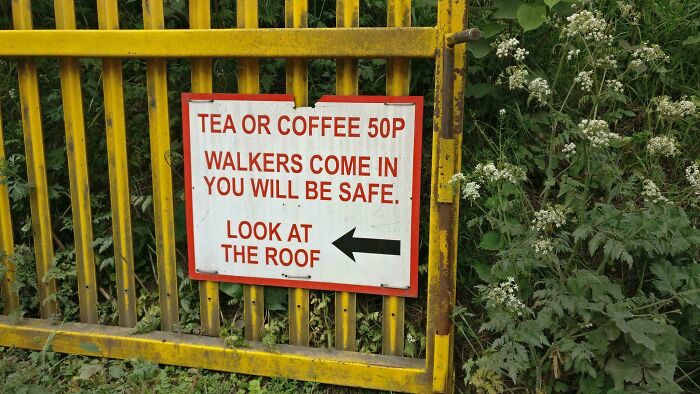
xmin=183 ymin=94 xmax=422 ymax=296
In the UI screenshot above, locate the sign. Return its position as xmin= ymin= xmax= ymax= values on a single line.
xmin=182 ymin=94 xmax=422 ymax=297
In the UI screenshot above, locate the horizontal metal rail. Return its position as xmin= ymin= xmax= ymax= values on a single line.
xmin=0 ymin=316 xmax=429 ymax=393
xmin=0 ymin=27 xmax=438 ymax=58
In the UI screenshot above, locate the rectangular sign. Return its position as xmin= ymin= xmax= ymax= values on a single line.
xmin=183 ymin=94 xmax=422 ymax=297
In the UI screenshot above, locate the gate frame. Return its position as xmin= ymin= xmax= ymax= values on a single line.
xmin=0 ymin=0 xmax=470 ymax=392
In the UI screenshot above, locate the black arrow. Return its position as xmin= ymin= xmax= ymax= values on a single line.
xmin=332 ymin=228 xmax=401 ymax=262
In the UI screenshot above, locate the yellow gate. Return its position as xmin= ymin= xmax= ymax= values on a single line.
xmin=0 ymin=0 xmax=472 ymax=392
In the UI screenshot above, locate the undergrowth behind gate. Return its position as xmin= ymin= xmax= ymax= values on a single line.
xmin=1 ymin=0 xmax=700 ymax=392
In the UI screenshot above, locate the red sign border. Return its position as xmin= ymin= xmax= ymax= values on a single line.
xmin=182 ymin=93 xmax=423 ymax=297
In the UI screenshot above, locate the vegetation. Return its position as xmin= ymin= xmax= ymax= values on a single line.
xmin=1 ymin=0 xmax=700 ymax=392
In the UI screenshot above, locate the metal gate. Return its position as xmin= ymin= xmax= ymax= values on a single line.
xmin=0 ymin=0 xmax=470 ymax=392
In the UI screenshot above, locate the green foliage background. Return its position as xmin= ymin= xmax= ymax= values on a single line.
xmin=1 ymin=0 xmax=700 ymax=392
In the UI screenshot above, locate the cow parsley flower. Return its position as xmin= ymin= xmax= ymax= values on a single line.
xmin=686 ymin=163 xmax=700 ymax=196
xmin=596 ymin=55 xmax=618 ymax=69
xmin=531 ymin=206 xmax=568 ymax=232
xmin=647 ymin=135 xmax=680 ymax=157
xmin=655 ymin=96 xmax=697 ymax=118
xmin=473 ymin=162 xmax=527 ymax=184
xmin=642 ymin=179 xmax=669 ymax=204
xmin=461 ymin=182 xmax=481 ymax=201
xmin=449 ymin=173 xmax=482 ymax=201
xmin=578 ymin=119 xmax=621 ymax=148
xmin=528 ymin=78 xmax=551 ymax=104
xmin=499 ymin=108 xmax=507 ymax=117
xmin=619 ymin=2 xmax=640 ymax=23
xmin=607 ymin=79 xmax=624 ymax=93
xmin=562 ymin=142 xmax=577 ymax=159
xmin=564 ymin=10 xmax=612 ymax=43
xmin=574 ymin=71 xmax=594 ymax=92
xmin=630 ymin=42 xmax=669 ymax=71
xmin=506 ymin=66 xmax=529 ymax=90
xmin=533 ymin=238 xmax=554 ymax=255
xmin=448 ymin=172 xmax=467 ymax=186
xmin=566 ymin=49 xmax=581 ymax=60
xmin=482 ymin=277 xmax=527 ymax=316
xmin=495 ymin=37 xmax=518 ymax=58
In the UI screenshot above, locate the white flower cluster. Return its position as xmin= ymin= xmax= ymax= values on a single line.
xmin=506 ymin=66 xmax=529 ymax=90
xmin=647 ymin=135 xmax=680 ymax=157
xmin=686 ymin=163 xmax=700 ymax=197
xmin=574 ymin=71 xmax=594 ymax=92
xmin=528 ymin=78 xmax=551 ymax=104
xmin=630 ymin=42 xmax=669 ymax=70
xmin=642 ymin=178 xmax=669 ymax=204
xmin=595 ymin=55 xmax=618 ymax=69
xmin=578 ymin=119 xmax=621 ymax=148
xmin=619 ymin=1 xmax=640 ymax=23
xmin=607 ymin=79 xmax=624 ymax=94
xmin=499 ymin=108 xmax=507 ymax=117
xmin=449 ymin=173 xmax=482 ymax=201
xmin=655 ymin=96 xmax=697 ymax=118
xmin=562 ymin=142 xmax=577 ymax=159
xmin=483 ymin=277 xmax=527 ymax=316
xmin=566 ymin=49 xmax=581 ymax=60
xmin=564 ymin=10 xmax=612 ymax=43
xmin=533 ymin=238 xmax=554 ymax=255
xmin=473 ymin=162 xmax=527 ymax=184
xmin=495 ymin=36 xmax=529 ymax=61
xmin=531 ymin=206 xmax=568 ymax=232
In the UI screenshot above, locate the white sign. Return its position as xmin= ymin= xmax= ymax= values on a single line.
xmin=183 ymin=94 xmax=422 ymax=297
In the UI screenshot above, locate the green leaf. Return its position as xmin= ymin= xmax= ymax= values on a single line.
xmin=493 ymin=0 xmax=521 ymax=19
xmin=220 ymin=283 xmax=243 ymax=299
xmin=517 ymin=4 xmax=547 ymax=32
xmin=78 ymin=364 xmax=102 ymax=380
xmin=472 ymin=261 xmax=493 ymax=281
xmin=465 ymin=83 xmax=496 ymax=98
xmin=479 ymin=231 xmax=505 ymax=250
xmin=264 ymin=287 xmax=287 ymax=311
xmin=481 ymin=22 xmax=506 ymax=38
xmin=108 ymin=365 xmax=125 ymax=379
xmin=651 ymin=261 xmax=683 ymax=294
xmin=544 ymin=0 xmax=560 ymax=7
xmin=683 ymin=34 xmax=700 ymax=46
xmin=467 ymin=38 xmax=493 ymax=58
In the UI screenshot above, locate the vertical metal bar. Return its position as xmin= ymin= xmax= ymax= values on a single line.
xmin=382 ymin=0 xmax=410 ymax=357
xmin=143 ymin=0 xmax=179 ymax=331
xmin=11 ymin=0 xmax=58 ymax=319
xmin=0 ymin=104 xmax=20 ymax=314
xmin=54 ymin=0 xmax=99 ymax=324
xmin=426 ymin=0 xmax=468 ymax=392
xmin=237 ymin=0 xmax=265 ymax=342
xmin=285 ymin=0 xmax=310 ymax=347
xmin=334 ymin=0 xmax=359 ymax=352
xmin=96 ymin=0 xmax=137 ymax=328
xmin=189 ymin=0 xmax=220 ymax=337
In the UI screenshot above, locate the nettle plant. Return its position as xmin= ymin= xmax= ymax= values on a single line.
xmin=454 ymin=1 xmax=700 ymax=393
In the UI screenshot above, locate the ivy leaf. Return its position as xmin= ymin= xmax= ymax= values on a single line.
xmin=544 ymin=0 xmax=560 ymax=7
xmin=479 ymin=231 xmax=505 ymax=250
xmin=517 ymin=4 xmax=547 ymax=32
